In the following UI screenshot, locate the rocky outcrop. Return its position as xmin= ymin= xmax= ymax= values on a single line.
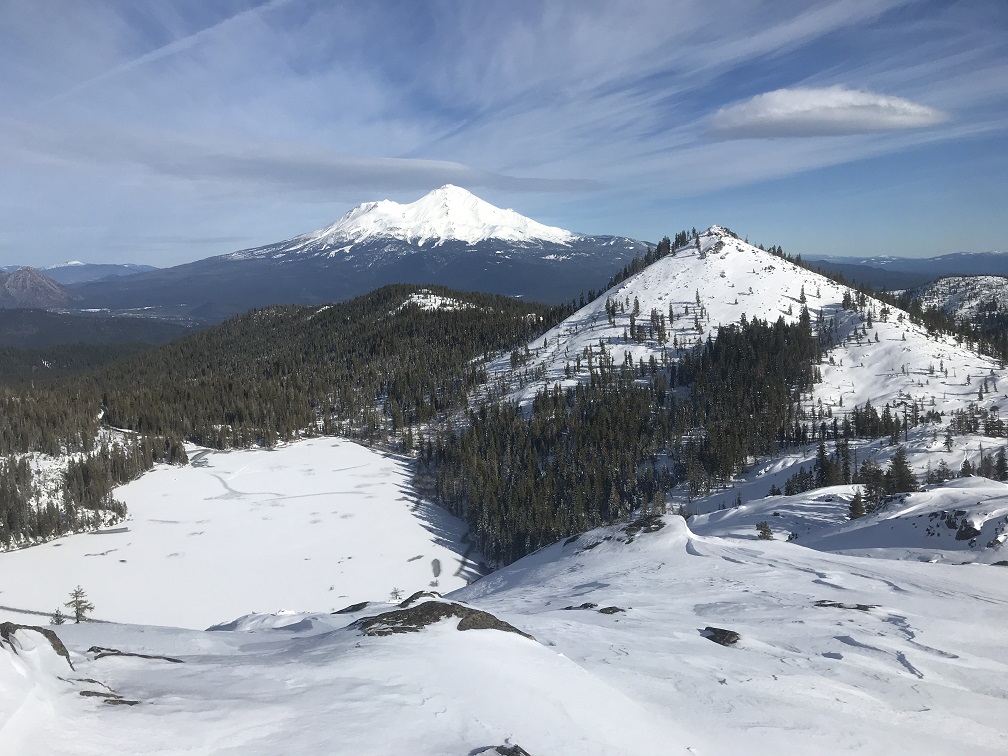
xmin=332 ymin=601 xmax=370 ymax=615
xmin=702 ymin=626 xmax=740 ymax=646
xmin=398 ymin=590 xmax=442 ymax=608
xmin=88 ymin=646 xmax=183 ymax=664
xmin=814 ymin=600 xmax=878 ymax=612
xmin=354 ymin=600 xmax=534 ymax=641
xmin=0 ymin=622 xmax=74 ymax=670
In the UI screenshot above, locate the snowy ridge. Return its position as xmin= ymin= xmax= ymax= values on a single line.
xmin=392 ymin=288 xmax=479 ymax=315
xmin=488 ymin=226 xmax=1006 ymax=419
xmin=692 ymin=476 xmax=1008 ymax=563
xmin=4 ymin=510 xmax=1007 ymax=754
xmin=483 ymin=224 xmax=1008 ymax=511
xmin=42 ymin=260 xmax=86 ymax=268
xmin=231 ymin=185 xmax=575 ymax=261
xmin=908 ymin=275 xmax=1008 ymax=322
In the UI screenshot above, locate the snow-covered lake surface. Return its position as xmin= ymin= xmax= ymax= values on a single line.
xmin=0 ymin=439 xmax=480 ymax=630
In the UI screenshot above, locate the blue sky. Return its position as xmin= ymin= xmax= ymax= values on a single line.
xmin=1 ymin=0 xmax=1005 ymax=267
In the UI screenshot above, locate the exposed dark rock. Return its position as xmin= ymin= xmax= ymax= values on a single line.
xmin=623 ymin=513 xmax=665 ymax=538
xmin=814 ymin=600 xmax=879 ymax=612
xmin=88 ymin=646 xmax=183 ymax=664
xmin=355 ymin=600 xmax=534 ymax=641
xmin=77 ymin=679 xmax=139 ymax=706
xmin=496 ymin=746 xmax=533 ymax=756
xmin=598 ymin=606 xmax=626 ymax=615
xmin=0 ymin=622 xmax=74 ymax=670
xmin=993 ymin=561 xmax=1008 ymax=567
xmin=701 ymin=626 xmax=740 ymax=646
xmin=206 ymin=618 xmax=242 ymax=631
xmin=956 ymin=521 xmax=982 ymax=541
xmin=563 ymin=534 xmax=580 ymax=547
xmin=470 ymin=746 xmax=532 ymax=756
xmin=332 ymin=601 xmax=370 ymax=615
xmin=562 ymin=602 xmax=598 ymax=611
xmin=399 ymin=590 xmax=442 ymax=608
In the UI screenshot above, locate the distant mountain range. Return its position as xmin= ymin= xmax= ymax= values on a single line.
xmin=807 ymin=251 xmax=1008 ymax=290
xmin=5 ymin=190 xmax=1006 ymax=328
xmin=43 ymin=262 xmax=158 ymax=285
xmin=68 ymin=185 xmax=647 ymax=321
xmin=1 ymin=262 xmax=158 ymax=285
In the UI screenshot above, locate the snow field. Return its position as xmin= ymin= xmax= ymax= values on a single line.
xmin=0 ymin=438 xmax=481 ymax=629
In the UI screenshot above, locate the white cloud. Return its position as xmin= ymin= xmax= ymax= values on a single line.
xmin=708 ymin=86 xmax=948 ymax=138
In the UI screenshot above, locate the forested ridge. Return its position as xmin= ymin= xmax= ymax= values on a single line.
xmin=6 ymin=237 xmax=1008 ymax=562
xmin=0 ymin=342 xmax=155 ymax=385
xmin=429 ymin=315 xmax=824 ymax=564
xmin=0 ymin=435 xmax=186 ymax=547
xmin=1 ymin=285 xmax=570 ymax=547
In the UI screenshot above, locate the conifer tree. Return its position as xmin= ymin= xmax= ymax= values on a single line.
xmin=849 ymin=488 xmax=865 ymax=519
xmin=996 ymin=448 xmax=1008 ymax=482
xmin=886 ymin=446 xmax=918 ymax=494
xmin=65 ymin=585 xmax=94 ymax=623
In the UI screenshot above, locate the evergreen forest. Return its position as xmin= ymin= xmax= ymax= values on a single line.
xmin=0 ymin=285 xmax=570 ymax=548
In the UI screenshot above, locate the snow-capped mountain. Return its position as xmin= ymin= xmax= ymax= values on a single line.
xmin=233 ymin=184 xmax=575 ymax=257
xmin=71 ymin=187 xmax=646 ymax=320
xmin=906 ymin=275 xmax=1008 ymax=323
xmin=0 ymin=267 xmax=80 ymax=309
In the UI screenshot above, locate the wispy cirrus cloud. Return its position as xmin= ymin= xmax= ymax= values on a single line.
xmin=6 ymin=121 xmax=594 ymax=197
xmin=0 ymin=1 xmax=1005 ymax=265
xmin=708 ymin=86 xmax=948 ymax=138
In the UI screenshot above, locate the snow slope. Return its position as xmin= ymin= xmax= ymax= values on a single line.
xmin=0 ymin=439 xmax=481 ymax=629
xmin=5 ymin=225 xmax=1008 ymax=753
xmin=487 ymin=226 xmax=1005 ymax=416
xmin=691 ymin=476 xmax=1008 ymax=564
xmin=482 ymin=226 xmax=1007 ymax=507
xmin=392 ymin=287 xmax=481 ymax=314
xmin=908 ymin=275 xmax=1008 ymax=322
xmin=4 ymin=515 xmax=1006 ymax=755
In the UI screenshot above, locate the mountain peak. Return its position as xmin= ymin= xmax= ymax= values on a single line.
xmin=306 ymin=186 xmax=577 ymax=247
xmin=0 ymin=266 xmax=80 ymax=309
